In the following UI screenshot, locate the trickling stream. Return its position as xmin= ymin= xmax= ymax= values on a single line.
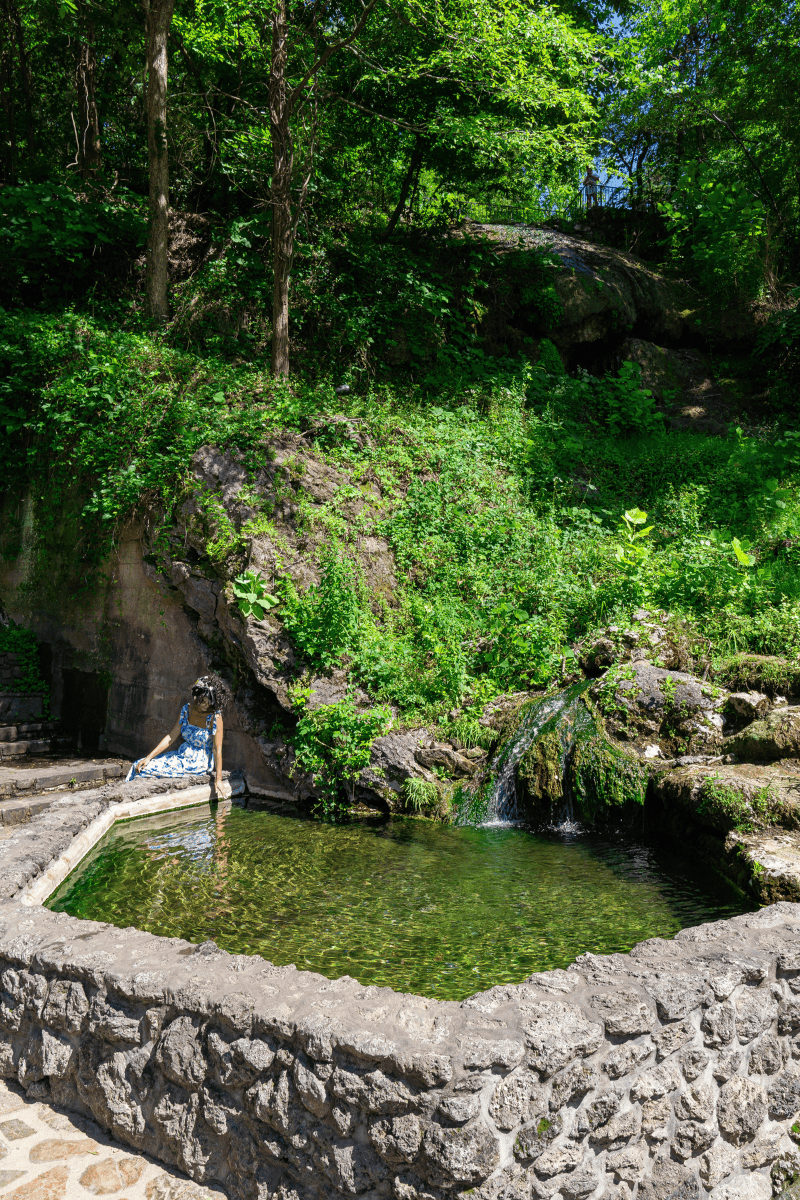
xmin=482 ymin=683 xmax=591 ymax=826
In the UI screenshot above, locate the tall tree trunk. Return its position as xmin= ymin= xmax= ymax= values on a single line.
xmin=144 ymin=0 xmax=174 ymax=321
xmin=4 ymin=0 xmax=33 ymax=160
xmin=265 ymin=0 xmax=376 ymax=376
xmin=269 ymin=0 xmax=292 ymax=377
xmin=381 ymin=136 xmax=425 ymax=242
xmin=75 ymin=26 xmax=101 ymax=178
xmin=0 ymin=38 xmax=15 ymax=185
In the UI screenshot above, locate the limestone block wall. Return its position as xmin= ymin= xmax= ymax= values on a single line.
xmin=3 ymin=904 xmax=800 ymax=1200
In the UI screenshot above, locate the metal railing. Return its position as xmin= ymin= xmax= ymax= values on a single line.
xmin=463 ymin=187 xmax=655 ymax=226
xmin=579 ymin=184 xmax=653 ymax=210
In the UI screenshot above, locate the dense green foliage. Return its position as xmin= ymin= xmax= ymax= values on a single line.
xmin=291 ymin=695 xmax=392 ymax=818
xmin=4 ymin=307 xmax=800 ymax=730
xmin=1 ymin=0 xmax=800 ymax=819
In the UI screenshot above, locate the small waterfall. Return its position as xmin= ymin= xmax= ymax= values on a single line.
xmin=483 ymin=688 xmax=582 ymax=826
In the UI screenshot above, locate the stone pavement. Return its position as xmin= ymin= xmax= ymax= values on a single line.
xmin=0 ymin=1081 xmax=228 ymax=1200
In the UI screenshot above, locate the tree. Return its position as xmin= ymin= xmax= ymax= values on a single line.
xmin=144 ymin=0 xmax=174 ymax=321
xmin=1 ymin=0 xmax=35 ymax=182
xmin=267 ymin=0 xmax=377 ymax=376
xmin=600 ymin=0 xmax=800 ymax=290
xmin=74 ymin=20 xmax=101 ymax=178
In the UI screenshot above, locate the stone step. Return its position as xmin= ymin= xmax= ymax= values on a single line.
xmin=0 ymin=758 xmax=127 ymax=810
xmin=0 ymin=734 xmax=75 ymax=759
xmin=0 ymin=722 xmax=58 ymax=744
xmin=0 ymin=739 xmax=53 ymax=759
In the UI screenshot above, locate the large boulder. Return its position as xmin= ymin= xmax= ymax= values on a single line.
xmin=725 ymin=708 xmax=800 ymax=762
xmin=590 ymin=660 xmax=728 ymax=756
xmin=576 ymin=609 xmax=693 ymax=676
xmin=649 ymin=759 xmax=800 ymax=901
xmin=716 ymin=655 xmax=800 ymax=699
xmin=466 ymin=223 xmax=694 ymax=364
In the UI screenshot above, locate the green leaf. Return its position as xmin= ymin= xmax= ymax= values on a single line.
xmin=732 ymin=537 xmax=756 ymax=567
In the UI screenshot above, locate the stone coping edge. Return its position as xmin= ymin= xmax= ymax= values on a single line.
xmin=18 ymin=779 xmax=245 ymax=907
xmin=4 ymin=903 xmax=800 ymax=1200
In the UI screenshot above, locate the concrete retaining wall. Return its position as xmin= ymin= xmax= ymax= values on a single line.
xmin=4 ymin=894 xmax=800 ymax=1200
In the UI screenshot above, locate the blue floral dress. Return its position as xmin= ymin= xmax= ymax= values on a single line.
xmin=125 ymin=705 xmax=217 ymax=782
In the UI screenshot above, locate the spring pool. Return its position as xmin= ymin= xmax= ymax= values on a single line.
xmin=45 ymin=803 xmax=753 ymax=1000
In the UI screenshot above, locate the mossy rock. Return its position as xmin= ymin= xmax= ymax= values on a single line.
xmin=517 ymin=729 xmax=563 ymax=808
xmin=568 ymin=727 xmax=648 ymax=822
xmin=716 ymin=654 xmax=800 ymax=698
xmin=512 ymin=684 xmax=647 ymax=824
xmin=724 ymin=708 xmax=800 ymax=762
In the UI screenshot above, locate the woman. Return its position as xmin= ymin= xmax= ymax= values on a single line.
xmin=126 ymin=674 xmax=232 ymax=797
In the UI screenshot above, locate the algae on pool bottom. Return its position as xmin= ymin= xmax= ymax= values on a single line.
xmin=45 ymin=804 xmax=752 ymax=1000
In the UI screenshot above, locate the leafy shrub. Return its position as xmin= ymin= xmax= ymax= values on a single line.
xmin=536 ymin=338 xmax=565 ymax=376
xmin=280 ymin=547 xmax=363 ymax=671
xmin=586 ymin=362 xmax=663 ymax=437
xmin=0 ymin=185 xmax=145 ymax=304
xmin=402 ymin=777 xmax=441 ymax=813
xmin=528 ymin=361 xmax=662 ymax=437
xmin=660 ymin=162 xmax=767 ymax=298
xmin=232 ymin=569 xmax=279 ymax=620
xmin=442 ymin=713 xmax=495 ymax=750
xmin=291 ymin=695 xmax=392 ymax=818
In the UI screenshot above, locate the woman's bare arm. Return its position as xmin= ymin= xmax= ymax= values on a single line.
xmin=212 ymin=714 xmax=224 ymax=786
xmin=136 ymin=717 xmax=182 ymax=771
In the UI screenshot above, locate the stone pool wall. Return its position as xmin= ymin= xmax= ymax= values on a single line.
xmin=3 ymin=903 xmax=800 ymax=1200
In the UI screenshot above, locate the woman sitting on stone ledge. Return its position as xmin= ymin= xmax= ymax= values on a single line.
xmin=125 ymin=674 xmax=232 ymax=798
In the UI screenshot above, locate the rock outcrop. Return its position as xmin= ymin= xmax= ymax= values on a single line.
xmin=480 ymin=608 xmax=800 ymax=901
xmin=0 ymin=441 xmax=444 ymax=811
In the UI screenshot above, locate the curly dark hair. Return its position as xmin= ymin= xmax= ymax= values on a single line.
xmin=191 ymin=673 xmax=232 ymax=713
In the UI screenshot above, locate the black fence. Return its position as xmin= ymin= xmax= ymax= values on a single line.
xmin=462 ymin=186 xmax=656 ymax=225
xmin=579 ymin=184 xmax=656 ymax=211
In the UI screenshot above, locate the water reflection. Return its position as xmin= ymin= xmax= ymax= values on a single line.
xmin=47 ymin=804 xmax=754 ymax=1000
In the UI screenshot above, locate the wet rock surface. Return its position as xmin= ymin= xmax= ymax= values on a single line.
xmin=2 ymin=903 xmax=800 ymax=1199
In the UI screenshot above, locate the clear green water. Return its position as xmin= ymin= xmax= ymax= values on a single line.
xmin=46 ymin=803 xmax=753 ymax=1000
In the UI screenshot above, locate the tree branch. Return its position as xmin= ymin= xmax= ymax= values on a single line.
xmin=706 ymin=108 xmax=781 ymax=219
xmin=321 ymin=87 xmax=425 ymax=133
xmin=288 ymin=0 xmax=379 ymax=108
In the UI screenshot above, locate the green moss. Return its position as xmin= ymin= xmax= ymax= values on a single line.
xmin=696 ymin=773 xmax=783 ymax=832
xmin=517 ymin=729 xmax=564 ymax=805
xmin=537 ymin=1118 xmax=552 ymax=1135
xmin=510 ymin=683 xmax=647 ymax=822
xmin=568 ymin=720 xmax=648 ymax=820
xmin=455 ymin=780 xmax=492 ymax=825
xmin=716 ymin=654 xmax=800 ymax=697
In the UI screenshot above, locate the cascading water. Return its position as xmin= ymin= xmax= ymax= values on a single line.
xmin=482 ymin=685 xmax=587 ymax=826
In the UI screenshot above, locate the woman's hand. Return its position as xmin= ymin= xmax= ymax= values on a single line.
xmin=215 ymin=778 xmax=232 ymax=799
